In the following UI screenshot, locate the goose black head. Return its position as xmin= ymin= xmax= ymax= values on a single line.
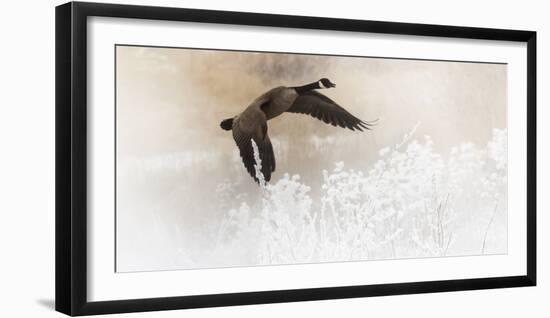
xmin=319 ymin=78 xmax=336 ymax=89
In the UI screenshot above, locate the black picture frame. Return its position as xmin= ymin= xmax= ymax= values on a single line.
xmin=55 ymin=1 xmax=537 ymax=316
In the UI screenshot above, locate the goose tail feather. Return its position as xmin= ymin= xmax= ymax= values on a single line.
xmin=220 ymin=118 xmax=234 ymax=131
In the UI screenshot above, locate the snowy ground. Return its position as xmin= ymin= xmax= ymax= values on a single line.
xmin=116 ymin=126 xmax=507 ymax=271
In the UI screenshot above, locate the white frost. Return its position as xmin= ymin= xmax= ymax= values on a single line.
xmin=211 ymin=127 xmax=508 ymax=266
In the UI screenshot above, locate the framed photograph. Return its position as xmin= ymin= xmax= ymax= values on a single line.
xmin=55 ymin=1 xmax=536 ymax=316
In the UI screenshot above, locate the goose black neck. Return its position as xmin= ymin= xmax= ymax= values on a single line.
xmin=293 ymin=81 xmax=320 ymax=94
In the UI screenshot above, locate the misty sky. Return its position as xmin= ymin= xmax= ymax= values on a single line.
xmin=116 ymin=45 xmax=506 ymax=157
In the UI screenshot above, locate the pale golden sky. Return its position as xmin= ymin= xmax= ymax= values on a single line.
xmin=116 ymin=45 xmax=506 ymax=161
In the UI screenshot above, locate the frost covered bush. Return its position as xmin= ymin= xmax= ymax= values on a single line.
xmin=213 ymin=126 xmax=508 ymax=267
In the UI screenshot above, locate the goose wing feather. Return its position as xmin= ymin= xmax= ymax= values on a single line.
xmin=286 ymin=90 xmax=373 ymax=131
xmin=232 ymin=106 xmax=276 ymax=182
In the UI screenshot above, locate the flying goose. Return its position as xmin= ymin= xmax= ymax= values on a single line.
xmin=220 ymin=78 xmax=375 ymax=183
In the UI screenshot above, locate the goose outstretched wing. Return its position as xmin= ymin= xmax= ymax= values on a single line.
xmin=232 ymin=106 xmax=276 ymax=182
xmin=287 ymin=90 xmax=374 ymax=131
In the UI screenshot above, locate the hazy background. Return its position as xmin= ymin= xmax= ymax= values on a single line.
xmin=115 ymin=45 xmax=507 ymax=272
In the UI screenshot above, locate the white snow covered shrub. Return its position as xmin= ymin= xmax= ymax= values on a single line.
xmin=214 ymin=126 xmax=508 ymax=266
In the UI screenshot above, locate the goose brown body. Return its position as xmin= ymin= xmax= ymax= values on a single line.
xmin=221 ymin=78 xmax=375 ymax=183
xmin=257 ymin=86 xmax=299 ymax=119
